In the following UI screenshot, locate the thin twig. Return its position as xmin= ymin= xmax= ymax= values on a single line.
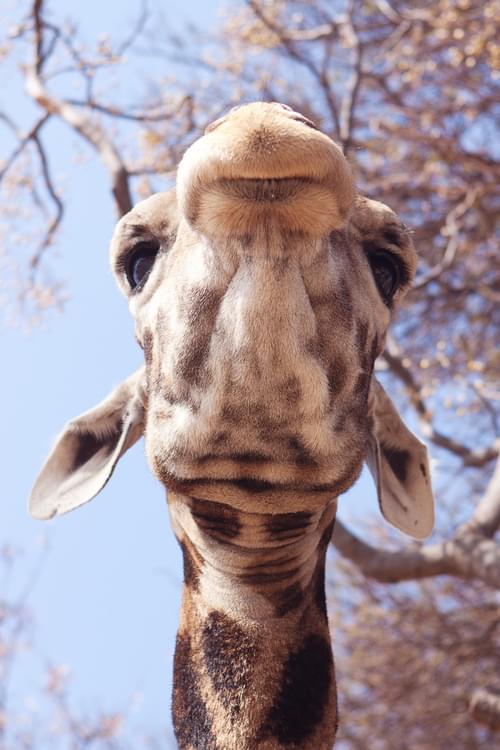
xmin=382 ymin=337 xmax=499 ymax=468
xmin=28 ymin=0 xmax=133 ymax=216
xmin=339 ymin=1 xmax=363 ymax=154
xmin=246 ymin=0 xmax=341 ymax=135
xmin=0 ymin=112 xmax=51 ymax=182
xmin=30 ymin=131 xmax=64 ymax=266
xmin=413 ymin=189 xmax=478 ymax=290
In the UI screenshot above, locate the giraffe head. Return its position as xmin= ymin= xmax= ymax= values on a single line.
xmin=30 ymin=102 xmax=434 ymax=539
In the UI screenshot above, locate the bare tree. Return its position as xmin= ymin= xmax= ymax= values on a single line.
xmin=330 ymin=559 xmax=499 ymax=749
xmin=1 ymin=0 xmax=499 ymax=744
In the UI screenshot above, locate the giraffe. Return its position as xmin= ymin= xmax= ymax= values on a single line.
xmin=30 ymin=102 xmax=434 ymax=749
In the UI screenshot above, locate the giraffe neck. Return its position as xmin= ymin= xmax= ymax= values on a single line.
xmin=168 ymin=490 xmax=338 ymax=750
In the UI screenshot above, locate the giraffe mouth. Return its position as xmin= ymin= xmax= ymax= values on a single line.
xmin=211 ymin=177 xmax=315 ymax=203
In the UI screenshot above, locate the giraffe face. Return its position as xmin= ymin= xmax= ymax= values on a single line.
xmin=109 ymin=103 xmax=418 ymax=509
xmin=30 ymin=102 xmax=433 ymax=536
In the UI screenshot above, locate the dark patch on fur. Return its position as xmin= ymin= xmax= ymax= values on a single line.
xmin=162 ymin=383 xmax=187 ymax=406
xmin=158 ymin=469 xmax=343 ymax=500
xmin=72 ymin=430 xmax=117 ymax=470
xmin=232 ymin=477 xmax=275 ymax=493
xmin=201 ymin=611 xmax=258 ymax=718
xmin=356 ymin=320 xmax=369 ymax=354
xmin=175 ymin=287 xmax=222 ymax=386
xmin=260 ymin=634 xmax=332 ymax=745
xmin=266 ymin=511 xmax=313 ymax=540
xmin=306 ymin=335 xmax=323 ymax=362
xmin=234 ymin=451 xmax=270 ymax=463
xmin=287 ymin=437 xmax=317 ymax=467
xmin=274 ymin=581 xmax=305 ymax=618
xmin=383 ymin=444 xmax=410 ymax=484
xmin=335 ymin=277 xmax=354 ymax=327
xmin=179 ymin=539 xmax=202 ymax=592
xmin=196 ymin=451 xmax=270 ymax=465
xmin=172 ymin=634 xmax=219 ymax=750
xmin=142 ymin=329 xmax=153 ymax=366
xmin=353 ymin=331 xmax=377 ymax=406
xmin=238 ymin=566 xmax=301 ymax=586
xmin=190 ymin=497 xmax=241 ymax=541
xmin=281 ymin=376 xmax=302 ymax=406
xmin=213 ymin=430 xmax=228 ymax=446
xmin=353 ymin=370 xmax=370 ymax=398
xmin=420 ymin=461 xmax=427 ymax=480
xmin=328 ymin=359 xmax=348 ymax=396
xmin=272 ymin=256 xmax=290 ymax=277
xmin=221 ymin=403 xmax=243 ymax=424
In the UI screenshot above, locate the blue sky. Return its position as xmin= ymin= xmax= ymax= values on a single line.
xmin=1 ymin=0 xmax=381 ymax=745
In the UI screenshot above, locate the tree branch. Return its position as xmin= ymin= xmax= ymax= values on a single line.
xmin=332 ymin=519 xmax=500 ymax=589
xmin=30 ymin=131 xmax=64 ymax=265
xmin=0 ymin=111 xmax=50 ymax=181
xmin=382 ymin=339 xmax=499 ymax=468
xmin=332 ymin=457 xmax=500 ymax=589
xmin=413 ymin=188 xmax=478 ymax=290
xmin=63 ymin=95 xmax=191 ymax=124
xmin=339 ymin=1 xmax=363 ymax=154
xmin=246 ymin=0 xmax=341 ymax=135
xmin=467 ymin=456 xmax=500 ymax=538
xmin=27 ymin=0 xmax=133 ymax=216
xmin=332 ymin=520 xmax=456 ymax=582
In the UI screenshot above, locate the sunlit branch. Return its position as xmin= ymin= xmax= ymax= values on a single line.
xmin=116 ymin=0 xmax=150 ymax=56
xmin=30 ymin=131 xmax=64 ymax=265
xmin=0 ymin=111 xmax=50 ymax=181
xmin=333 ymin=455 xmax=500 ymax=589
xmin=332 ymin=518 xmax=500 ymax=589
xmin=246 ymin=0 xmax=341 ymax=135
xmin=63 ymin=96 xmax=191 ymax=124
xmin=338 ymin=1 xmax=363 ymax=153
xmin=467 ymin=456 xmax=500 ymax=538
xmin=28 ymin=0 xmax=133 ymax=217
xmin=382 ymin=339 xmax=499 ymax=468
xmin=413 ymin=188 xmax=478 ymax=290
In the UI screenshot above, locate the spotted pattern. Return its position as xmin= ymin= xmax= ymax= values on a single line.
xmin=260 ymin=634 xmax=332 ymax=745
xmin=201 ymin=611 xmax=258 ymax=718
xmin=190 ymin=497 xmax=241 ymax=543
xmin=274 ymin=581 xmax=306 ymax=618
xmin=266 ymin=511 xmax=313 ymax=541
xmin=180 ymin=538 xmax=202 ymax=592
xmin=175 ymin=287 xmax=224 ymax=387
xmin=173 ymin=633 xmax=219 ymax=750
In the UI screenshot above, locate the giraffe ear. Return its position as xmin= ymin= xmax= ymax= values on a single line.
xmin=29 ymin=367 xmax=146 ymax=520
xmin=365 ymin=377 xmax=434 ymax=540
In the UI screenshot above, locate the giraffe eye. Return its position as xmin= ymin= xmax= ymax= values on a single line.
xmin=126 ymin=242 xmax=159 ymax=290
xmin=368 ymin=251 xmax=401 ymax=305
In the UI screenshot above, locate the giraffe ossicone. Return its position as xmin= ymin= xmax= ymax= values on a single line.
xmin=30 ymin=102 xmax=434 ymax=749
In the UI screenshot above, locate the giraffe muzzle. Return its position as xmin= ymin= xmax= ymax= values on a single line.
xmin=177 ymin=102 xmax=356 ymax=238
